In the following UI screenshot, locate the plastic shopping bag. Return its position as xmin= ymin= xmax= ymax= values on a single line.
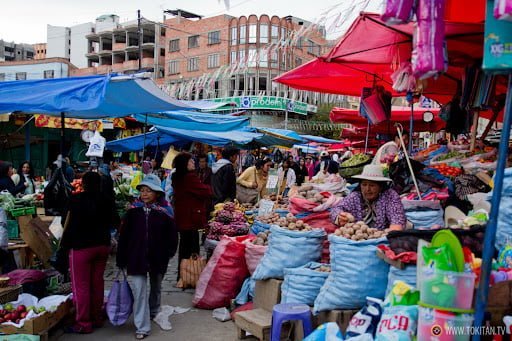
xmin=85 ymin=131 xmax=106 ymax=158
xmin=106 ymin=270 xmax=134 ymax=326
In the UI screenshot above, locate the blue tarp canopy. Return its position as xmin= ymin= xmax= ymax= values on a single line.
xmin=132 ymin=111 xmax=249 ymax=132
xmin=293 ymin=144 xmax=321 ymax=153
xmin=244 ymin=127 xmax=303 ymax=142
xmin=300 ymin=135 xmax=341 ymax=144
xmin=0 ymin=74 xmax=195 ymax=118
xmin=180 ymin=99 xmax=236 ymax=111
xmin=106 ymin=125 xmax=300 ymax=152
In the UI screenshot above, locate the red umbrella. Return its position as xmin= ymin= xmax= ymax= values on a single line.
xmin=331 ymin=106 xmax=445 ymax=133
xmin=275 ymin=12 xmax=484 ymax=104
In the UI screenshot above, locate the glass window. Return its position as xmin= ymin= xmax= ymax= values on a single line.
xmin=169 ymin=60 xmax=179 ymax=74
xmin=188 ymin=35 xmax=199 ymax=48
xmin=271 ymin=25 xmax=279 ymax=43
xmin=259 ymin=50 xmax=268 ymax=67
xmin=280 ymin=51 xmax=286 ymax=69
xmin=297 ymin=37 xmax=303 ymax=49
xmin=239 ymin=50 xmax=246 ymax=66
xmin=187 ymin=57 xmax=199 ymax=71
xmin=259 ymin=24 xmax=268 ymax=44
xmin=44 ymin=70 xmax=54 ymax=79
xmin=249 ymin=24 xmax=257 ymax=43
xmin=208 ymin=54 xmax=220 ymax=68
xmin=308 ymin=40 xmax=316 ymax=55
xmin=270 ymin=50 xmax=278 ymax=68
xmin=208 ymin=31 xmax=221 ymax=45
xmin=239 ymin=25 xmax=247 ymax=44
xmin=169 ymin=39 xmax=180 ymax=52
xmin=259 ymin=75 xmax=267 ymax=92
xmin=281 ymin=27 xmax=287 ymax=40
xmin=231 ymin=50 xmax=237 ymax=64
xmin=248 ymin=48 xmax=257 ymax=67
xmin=15 ymin=72 xmax=26 ymax=80
xmin=230 ymin=27 xmax=237 ymax=46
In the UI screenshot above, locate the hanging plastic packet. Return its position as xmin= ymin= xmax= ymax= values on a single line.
xmin=422 ymin=243 xmax=457 ymax=271
xmin=498 ymin=244 xmax=512 ymax=269
xmin=387 ymin=281 xmax=420 ymax=307
xmin=345 ymin=297 xmax=383 ymax=339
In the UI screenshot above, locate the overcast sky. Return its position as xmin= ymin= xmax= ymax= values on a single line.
xmin=1 ymin=0 xmax=383 ymax=44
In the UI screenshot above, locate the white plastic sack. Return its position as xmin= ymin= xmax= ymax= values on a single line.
xmin=314 ymin=235 xmax=389 ymax=313
xmin=303 ymin=322 xmax=344 ymax=341
xmin=252 ymin=225 xmax=325 ymax=280
xmin=385 ymin=266 xmax=417 ymax=296
xmin=212 ymin=307 xmax=231 ymax=322
xmin=85 ymin=131 xmax=106 ymax=157
xmin=281 ymin=262 xmax=329 ymax=306
xmin=375 ymin=305 xmax=418 ymax=340
xmin=0 ymin=208 xmax=8 ymax=250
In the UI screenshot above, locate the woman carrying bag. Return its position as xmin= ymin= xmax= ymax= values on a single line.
xmin=236 ymin=158 xmax=273 ymax=204
xmin=171 ymin=153 xmax=212 ymax=285
xmin=116 ymin=174 xmax=178 ymax=339
xmin=61 ymin=171 xmax=119 ymax=334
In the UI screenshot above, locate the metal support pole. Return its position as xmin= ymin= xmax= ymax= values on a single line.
xmin=60 ymin=112 xmax=65 ymax=157
xmin=138 ymin=10 xmax=142 ymax=71
xmin=284 ymin=109 xmax=288 ymax=130
xmin=473 ymin=75 xmax=512 ymax=336
xmin=142 ymin=113 xmax=148 ymax=162
xmin=396 ymin=124 xmax=422 ymax=199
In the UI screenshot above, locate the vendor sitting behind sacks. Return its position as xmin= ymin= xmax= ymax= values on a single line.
xmin=330 ymin=165 xmax=406 ymax=231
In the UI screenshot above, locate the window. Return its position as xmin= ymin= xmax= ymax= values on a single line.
xmin=231 ymin=51 xmax=237 ymax=64
xmin=169 ymin=39 xmax=180 ymax=52
xmin=169 ymin=60 xmax=179 ymax=74
xmin=239 ymin=25 xmax=247 ymax=44
xmin=160 ymin=48 xmax=165 ymax=57
xmin=270 ymin=50 xmax=278 ymax=68
xmin=307 ymin=40 xmax=316 ymax=55
xmin=259 ymin=50 xmax=268 ymax=67
xmin=249 ymin=24 xmax=257 ymax=43
xmin=44 ymin=70 xmax=54 ymax=79
xmin=15 ymin=72 xmax=26 ymax=80
xmin=248 ymin=48 xmax=257 ymax=67
xmin=238 ymin=50 xmax=246 ymax=66
xmin=188 ymin=35 xmax=199 ymax=48
xmin=230 ymin=27 xmax=237 ymax=46
xmin=187 ymin=57 xmax=199 ymax=71
xmin=207 ymin=54 xmax=220 ymax=68
xmin=297 ymin=37 xmax=303 ymax=49
xmin=208 ymin=31 xmax=221 ymax=45
xmin=281 ymin=27 xmax=287 ymax=40
xmin=271 ymin=25 xmax=279 ymax=43
xmin=280 ymin=51 xmax=286 ymax=69
xmin=0 ymin=74 xmax=4 ymax=82
xmin=295 ymin=57 xmax=302 ymax=67
xmin=259 ymin=24 xmax=268 ymax=44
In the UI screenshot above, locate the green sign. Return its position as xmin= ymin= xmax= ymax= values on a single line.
xmin=213 ymin=96 xmax=316 ymax=115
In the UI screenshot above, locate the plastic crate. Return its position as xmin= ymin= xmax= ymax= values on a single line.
xmin=24 ymin=206 xmax=36 ymax=215
xmin=9 ymin=208 xmax=25 ymax=217
xmin=6 ymin=220 xmax=19 ymax=239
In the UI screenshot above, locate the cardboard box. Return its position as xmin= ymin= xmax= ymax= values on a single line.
xmin=0 ymin=299 xmax=72 ymax=335
xmin=254 ymin=279 xmax=283 ymax=312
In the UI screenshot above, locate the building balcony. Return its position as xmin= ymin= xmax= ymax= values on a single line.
xmin=113 ymin=43 xmax=126 ymax=51
xmin=97 ymin=64 xmax=112 ymax=74
xmin=86 ymin=51 xmax=99 ymax=58
xmin=123 ymin=60 xmax=139 ymax=70
xmin=98 ymin=49 xmax=112 ymax=56
xmin=70 ymin=67 xmax=97 ymax=76
xmin=142 ymin=41 xmax=155 ymax=47
xmin=85 ymin=33 xmax=99 ymax=40
xmin=112 ymin=63 xmax=125 ymax=72
xmin=141 ymin=58 xmax=155 ymax=68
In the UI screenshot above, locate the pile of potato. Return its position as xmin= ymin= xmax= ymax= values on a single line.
xmin=255 ymin=212 xmax=281 ymax=224
xmin=254 ymin=195 xmax=288 ymax=210
xmin=334 ymin=220 xmax=387 ymax=241
xmin=253 ymin=231 xmax=271 ymax=245
xmin=315 ymin=265 xmax=331 ymax=273
xmin=275 ymin=213 xmax=313 ymax=231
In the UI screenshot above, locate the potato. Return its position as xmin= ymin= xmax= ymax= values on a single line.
xmin=334 ymin=229 xmax=342 ymax=236
xmin=288 ymin=223 xmax=297 ymax=230
xmin=346 ymin=213 xmax=355 ymax=223
xmin=351 ymin=235 xmax=359 ymax=241
xmin=346 ymin=228 xmax=354 ymax=235
xmin=296 ymin=220 xmax=304 ymax=228
xmin=343 ymin=234 xmax=351 ymax=239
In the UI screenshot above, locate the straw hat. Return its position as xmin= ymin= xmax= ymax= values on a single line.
xmin=352 ymin=164 xmax=392 ymax=182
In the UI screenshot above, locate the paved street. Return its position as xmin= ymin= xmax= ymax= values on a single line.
xmin=54 ymin=249 xmax=239 ymax=341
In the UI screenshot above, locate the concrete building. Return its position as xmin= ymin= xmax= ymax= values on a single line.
xmin=0 ymin=57 xmax=76 ymax=82
xmin=0 ymin=40 xmax=34 ymax=62
xmin=33 ymin=43 xmax=47 ymax=60
xmin=46 ymin=22 xmax=94 ymax=69
xmin=164 ymin=12 xmax=329 ymax=100
xmin=69 ymin=15 xmax=165 ymax=78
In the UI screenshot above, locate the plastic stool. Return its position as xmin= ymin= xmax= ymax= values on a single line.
xmin=271 ymin=303 xmax=312 ymax=341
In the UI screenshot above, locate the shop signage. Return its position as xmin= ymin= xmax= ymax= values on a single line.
xmin=34 ymin=115 xmax=126 ymax=131
xmin=212 ymin=96 xmax=316 ymax=115
xmin=483 ymin=0 xmax=512 ymax=73
xmin=258 ymin=199 xmax=275 ymax=216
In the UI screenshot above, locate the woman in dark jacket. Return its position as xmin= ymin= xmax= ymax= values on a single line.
xmin=0 ymin=161 xmax=25 ymax=196
xmin=61 ymin=171 xmax=118 ymax=334
xmin=172 ymin=152 xmax=212 ymax=284
xmin=17 ymin=161 xmax=36 ymax=195
xmin=296 ymin=158 xmax=310 ymax=186
xmin=116 ymin=174 xmax=177 ymax=339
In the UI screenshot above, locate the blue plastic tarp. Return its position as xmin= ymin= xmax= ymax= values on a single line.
xmin=179 ymin=99 xmax=236 ymax=110
xmin=0 ymin=74 xmax=195 ymax=118
xmin=156 ymin=126 xmax=257 ymax=146
xmin=133 ymin=111 xmax=249 ymax=132
xmin=301 ymin=135 xmax=341 ymax=144
xmin=106 ymin=131 xmax=184 ymax=152
xmin=244 ymin=127 xmax=303 ymax=142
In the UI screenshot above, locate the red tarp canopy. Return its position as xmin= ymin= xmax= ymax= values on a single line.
xmin=275 ymin=12 xmax=484 ymax=104
xmin=330 ymin=106 xmax=445 ymax=134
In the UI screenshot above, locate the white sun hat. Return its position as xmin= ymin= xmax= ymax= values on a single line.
xmin=352 ymin=164 xmax=392 ymax=182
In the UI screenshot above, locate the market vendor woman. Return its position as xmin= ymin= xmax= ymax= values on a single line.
xmin=330 ymin=165 xmax=406 ymax=231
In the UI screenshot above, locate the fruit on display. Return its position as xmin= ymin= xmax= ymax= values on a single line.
xmin=429 ymin=163 xmax=463 ymax=177
xmin=0 ymin=303 xmax=43 ymax=324
xmin=341 ymin=154 xmax=371 ymax=167
xmin=436 ymin=151 xmax=466 ymax=161
xmin=71 ymin=179 xmax=84 ymax=194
